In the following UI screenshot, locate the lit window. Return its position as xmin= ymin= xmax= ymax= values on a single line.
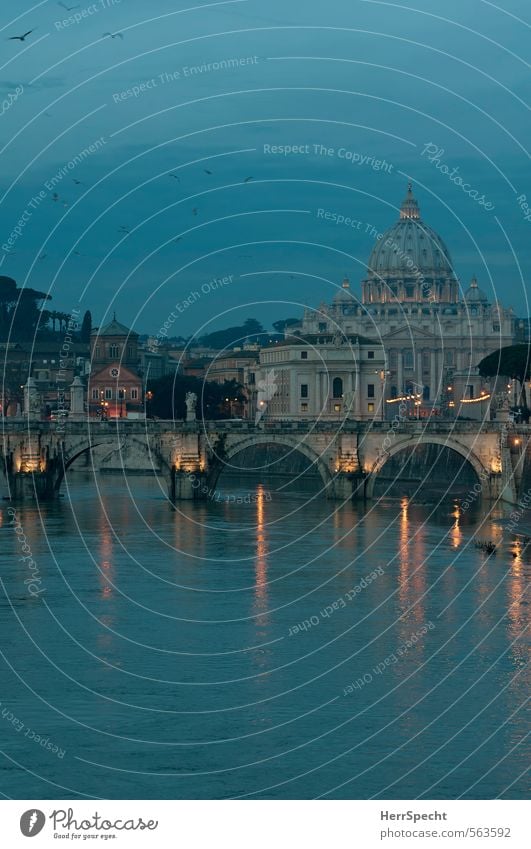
xmin=301 ymin=402 xmax=308 ymax=412
xmin=368 ymin=403 xmax=374 ymax=413
xmin=334 ymin=403 xmax=341 ymax=412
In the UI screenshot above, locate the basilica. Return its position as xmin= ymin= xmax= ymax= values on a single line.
xmin=254 ymin=184 xmax=515 ymax=421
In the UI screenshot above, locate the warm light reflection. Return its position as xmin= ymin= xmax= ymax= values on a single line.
xmin=451 ymin=504 xmax=462 ymax=549
xmin=254 ymin=485 xmax=268 ymax=607
xmin=398 ymin=498 xmax=426 ymax=627
xmin=99 ymin=516 xmax=114 ymax=601
xmin=506 ymin=541 xmax=529 ymax=673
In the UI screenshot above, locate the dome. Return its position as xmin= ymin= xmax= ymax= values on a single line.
xmin=366 ymin=184 xmax=454 ymax=280
xmin=464 ymin=276 xmax=488 ymax=303
xmin=333 ymin=277 xmax=356 ymax=303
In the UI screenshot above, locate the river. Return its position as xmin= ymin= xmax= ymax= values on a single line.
xmin=0 ymin=472 xmax=529 ymax=799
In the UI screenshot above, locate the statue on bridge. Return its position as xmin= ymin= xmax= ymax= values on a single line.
xmin=185 ymin=392 xmax=197 ymax=422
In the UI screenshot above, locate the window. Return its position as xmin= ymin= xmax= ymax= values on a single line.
xmin=367 ymin=383 xmax=375 ymax=398
xmin=104 ymin=388 xmax=112 ymax=400
xmin=368 ymin=403 xmax=374 ymax=413
xmin=334 ymin=403 xmax=341 ymax=412
xmin=300 ymin=402 xmax=308 ymax=412
xmin=390 ymin=386 xmax=398 ymax=399
xmin=91 ymin=388 xmax=99 ymax=400
xmin=423 ymin=385 xmax=430 ymax=401
xmin=493 ymin=323 xmax=500 ymax=332
xmin=95 ymin=346 xmax=100 ymax=358
xmin=368 ymin=350 xmax=375 ymax=359
xmin=445 ymin=350 xmax=454 ymax=366
xmin=466 ymin=385 xmax=474 ymax=399
xmin=109 ymin=344 xmax=120 ymax=358
xmin=318 ymin=322 xmax=327 ymax=332
xmin=131 ymin=388 xmax=138 ymax=400
xmin=128 ymin=345 xmax=133 ymax=358
xmin=404 ymin=350 xmax=414 ymax=369
xmin=332 ymin=377 xmax=343 ymax=398
xmin=300 ymin=351 xmax=308 ymax=359
xmin=300 ymin=384 xmax=308 ymax=398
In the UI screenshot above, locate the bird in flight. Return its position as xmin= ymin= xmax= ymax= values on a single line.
xmin=58 ymin=2 xmax=79 ymax=10
xmin=203 ymin=169 xmax=213 ymax=175
xmin=38 ymin=253 xmax=47 ymax=261
xmin=118 ymin=225 xmax=131 ymax=234
xmin=192 ymin=208 xmax=198 ymax=216
xmin=8 ymin=31 xmax=33 ymax=42
xmin=72 ymin=178 xmax=84 ymax=186
xmin=243 ymin=176 xmax=253 ymax=182
xmin=51 ymin=192 xmax=68 ymax=207
xmin=103 ymin=31 xmax=124 ymax=40
xmin=168 ymin=173 xmax=180 ymax=181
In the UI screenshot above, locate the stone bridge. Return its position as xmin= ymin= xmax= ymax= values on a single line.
xmin=1 ymin=418 xmax=528 ymax=504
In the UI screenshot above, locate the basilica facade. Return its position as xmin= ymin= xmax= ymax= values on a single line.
xmin=265 ymin=184 xmax=515 ymax=420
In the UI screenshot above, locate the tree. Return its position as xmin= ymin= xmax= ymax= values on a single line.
xmin=478 ymin=344 xmax=531 ymax=409
xmin=272 ymin=318 xmax=300 ymax=334
xmin=146 ymin=374 xmax=245 ymax=420
xmin=80 ymin=310 xmax=92 ymax=342
xmin=199 ymin=318 xmax=264 ymax=350
xmin=0 ymin=276 xmax=18 ymax=340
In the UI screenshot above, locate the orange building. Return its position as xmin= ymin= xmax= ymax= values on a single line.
xmin=88 ymin=316 xmax=143 ymax=418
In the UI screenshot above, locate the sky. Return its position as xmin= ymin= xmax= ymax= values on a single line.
xmin=0 ymin=0 xmax=530 ymax=338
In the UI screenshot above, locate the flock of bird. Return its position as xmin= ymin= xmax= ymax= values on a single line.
xmin=7 ymin=2 xmax=124 ymax=43
xmin=6 ymin=5 xmax=256 ymax=257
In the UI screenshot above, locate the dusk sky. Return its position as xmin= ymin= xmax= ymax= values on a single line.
xmin=1 ymin=0 xmax=530 ymax=337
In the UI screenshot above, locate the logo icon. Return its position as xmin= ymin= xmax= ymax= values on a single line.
xmin=20 ymin=810 xmax=45 ymax=837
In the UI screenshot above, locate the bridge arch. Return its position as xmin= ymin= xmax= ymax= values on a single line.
xmin=364 ymin=435 xmax=490 ymax=501
xmin=52 ymin=434 xmax=172 ymax=493
xmin=207 ymin=433 xmax=335 ymax=495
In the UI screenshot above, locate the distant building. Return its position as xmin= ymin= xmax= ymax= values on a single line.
xmin=252 ymin=335 xmax=386 ymax=421
xmin=88 ymin=316 xmax=143 ymax=418
xmin=286 ymin=184 xmax=516 ymax=420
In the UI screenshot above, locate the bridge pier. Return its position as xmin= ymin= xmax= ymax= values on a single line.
xmin=332 ymin=471 xmax=366 ymax=501
xmin=169 ymin=468 xmax=209 ymax=502
xmin=7 ymin=471 xmax=58 ymax=501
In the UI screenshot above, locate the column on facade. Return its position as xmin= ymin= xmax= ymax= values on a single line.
xmin=312 ymin=371 xmax=319 ymax=416
xmin=416 ymin=351 xmax=423 ymax=396
xmin=430 ymin=351 xmax=437 ymax=402
xmin=289 ymin=369 xmax=298 ymax=416
xmin=397 ymin=351 xmax=403 ymax=395
xmin=354 ymin=365 xmax=362 ymax=418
